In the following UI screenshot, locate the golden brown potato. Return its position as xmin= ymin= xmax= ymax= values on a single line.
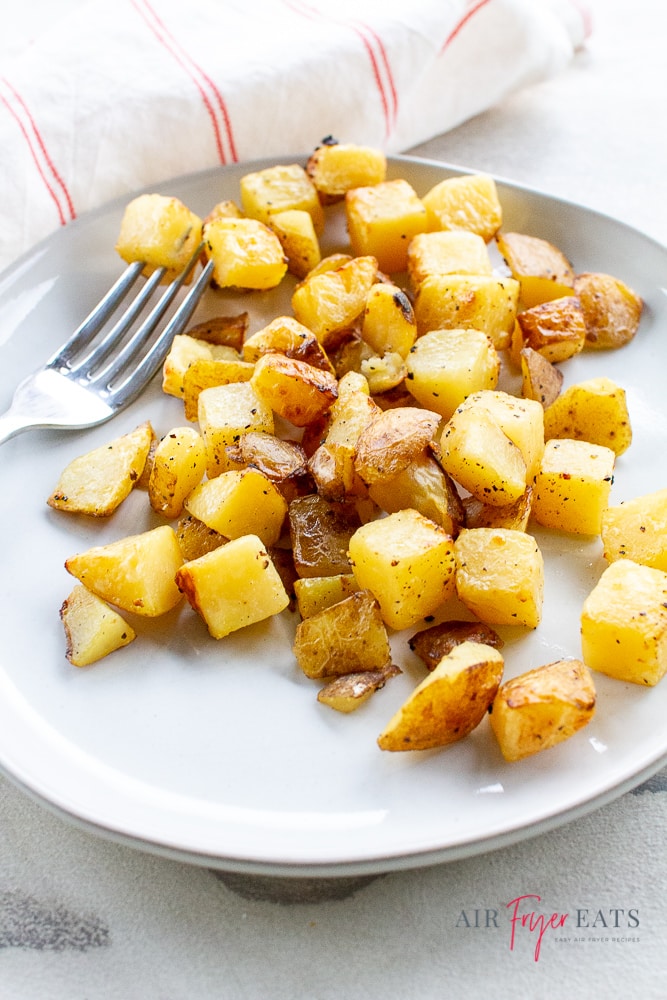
xmin=306 ymin=141 xmax=387 ymax=204
xmin=293 ymin=589 xmax=391 ymax=679
xmin=225 ymin=431 xmax=312 ymax=502
xmin=519 ymin=347 xmax=564 ymax=408
xmin=250 ymin=353 xmax=339 ymax=428
xmin=368 ymin=451 xmax=465 ymax=536
xmin=147 ymin=426 xmax=207 ymax=519
xmin=182 ymin=357 xmax=255 ymax=422
xmin=574 ymin=271 xmax=643 ymax=349
xmin=515 ymin=296 xmax=587 ymax=363
xmin=47 ymin=421 xmax=154 ymax=517
xmin=60 ymin=584 xmax=136 ymax=667
xmin=462 ymin=487 xmax=533 ymax=532
xmin=185 ymin=313 xmax=249 ymax=351
xmin=495 ymin=231 xmax=575 ymax=308
xmin=409 ymin=620 xmax=503 ymax=672
xmin=354 ymin=406 xmax=441 ymax=486
xmin=317 ymin=662 xmax=401 ymax=713
xmin=377 ymin=641 xmax=504 ymax=751
xmin=490 ymin=659 xmax=596 ymax=761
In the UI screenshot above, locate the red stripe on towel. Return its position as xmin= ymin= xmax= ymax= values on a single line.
xmin=131 ymin=0 xmax=238 ymax=163
xmin=283 ymin=0 xmax=398 ymax=139
xmin=1 ymin=78 xmax=76 ymax=227
xmin=440 ymin=0 xmax=494 ymax=55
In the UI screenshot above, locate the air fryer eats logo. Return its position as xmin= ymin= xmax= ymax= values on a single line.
xmin=455 ymin=895 xmax=640 ymax=961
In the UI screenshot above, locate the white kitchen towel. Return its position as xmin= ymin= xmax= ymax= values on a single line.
xmin=0 ymin=0 xmax=590 ymax=273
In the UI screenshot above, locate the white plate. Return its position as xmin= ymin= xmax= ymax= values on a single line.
xmin=1 ymin=155 xmax=666 ymax=878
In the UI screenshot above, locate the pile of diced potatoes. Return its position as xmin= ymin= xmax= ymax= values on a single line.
xmin=53 ymin=140 xmax=666 ymax=765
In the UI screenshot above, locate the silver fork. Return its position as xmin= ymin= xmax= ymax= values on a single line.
xmin=0 ymin=243 xmax=214 ymax=447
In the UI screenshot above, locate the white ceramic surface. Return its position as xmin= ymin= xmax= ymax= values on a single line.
xmin=1 ymin=155 xmax=666 ymax=877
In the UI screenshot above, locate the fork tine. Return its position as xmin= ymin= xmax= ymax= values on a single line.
xmin=97 ymin=254 xmax=215 ymax=409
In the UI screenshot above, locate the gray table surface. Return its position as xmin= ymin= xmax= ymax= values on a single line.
xmin=1 ymin=1 xmax=666 ymax=997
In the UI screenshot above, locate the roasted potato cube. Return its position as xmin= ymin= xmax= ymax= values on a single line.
xmin=250 ymin=353 xmax=338 ymax=427
xmin=454 ymin=527 xmax=544 ymax=628
xmin=47 ymin=421 xmax=154 ymax=516
xmin=440 ymin=405 xmax=527 ymax=507
xmin=354 ymin=406 xmax=441 ymax=486
xmin=458 ymin=389 xmax=545 ymax=480
xmin=574 ymin=271 xmax=643 ymax=350
xmin=407 ymin=230 xmax=492 ymax=286
xmin=242 ymin=315 xmax=333 ymax=373
xmin=162 ymin=334 xmax=227 ymax=399
xmin=361 ymin=282 xmax=417 ymax=358
xmin=409 ymin=619 xmax=503 ymax=672
xmin=65 ymin=525 xmax=184 ymax=617
xmin=184 ymin=468 xmax=288 ymax=547
xmin=519 ymin=346 xmax=564 ymax=408
xmin=198 ymin=382 xmax=274 ymax=478
xmin=115 ymin=193 xmax=203 ymax=282
xmin=185 ymin=313 xmax=249 ymax=351
xmin=405 ymin=327 xmax=500 ymax=421
xmin=368 ymin=452 xmax=465 ymax=535
xmin=293 ymin=589 xmax=391 ymax=678
xmin=60 ymin=584 xmax=136 ymax=667
xmin=543 ymin=376 xmax=632 ymax=457
xmin=268 ymin=208 xmax=321 ymax=278
xmin=203 ymin=217 xmax=287 ymax=290
xmin=490 ymin=659 xmax=596 ymax=761
xmin=413 ymin=274 xmax=519 ymax=350
xmin=225 ymin=431 xmax=311 ymax=502
xmin=176 ymin=534 xmax=289 ymax=639
xmin=318 ymin=662 xmax=401 ymax=713
xmin=421 ymin=173 xmax=502 ymax=242
xmin=581 ymin=559 xmax=667 ymax=686
xmin=346 ymin=178 xmax=428 ymax=273
xmin=175 ymin=514 xmax=226 ymax=561
xmin=348 ymin=508 xmax=457 ymax=631
xmin=531 ymin=438 xmax=615 ymax=535
xmin=239 ymin=162 xmax=325 ymax=234
xmin=601 ymin=487 xmax=667 ymax=571
xmin=309 ymin=371 xmax=380 ymax=498
xmin=378 ymin=641 xmax=504 ymax=751
xmin=462 ymin=487 xmax=533 ymax=532
xmin=288 ymin=494 xmax=361 ymax=578
xmin=495 ymin=231 xmax=575 ymax=308
xmin=203 ymin=200 xmax=243 ymax=224
xmin=148 ymin=426 xmax=207 ymax=518
xmin=306 ymin=141 xmax=387 ymax=203
xmin=182 ymin=357 xmax=255 ymax=421
xmin=515 ymin=295 xmax=587 ymax=364
xmin=293 ymin=573 xmax=361 ymax=619
xmin=291 ymin=255 xmax=379 ymax=346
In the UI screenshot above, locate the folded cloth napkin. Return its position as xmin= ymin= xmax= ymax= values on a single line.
xmin=0 ymin=0 xmax=589 ymax=273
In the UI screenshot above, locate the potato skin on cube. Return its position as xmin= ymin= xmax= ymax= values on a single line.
xmin=348 ymin=508 xmax=457 ymax=631
xmin=516 ymin=295 xmax=587 ymax=364
xmin=176 ymin=534 xmax=289 ymax=639
xmin=580 ymin=559 xmax=667 ymax=686
xmin=489 ymin=659 xmax=596 ymax=762
xmin=317 ymin=662 xmax=401 ymax=713
xmin=293 ymin=589 xmax=391 ymax=679
xmin=378 ymin=641 xmax=504 ymax=751
xmin=65 ymin=525 xmax=184 ymax=617
xmin=454 ymin=527 xmax=544 ymax=629
xmin=574 ymin=271 xmax=642 ymax=350
xmin=354 ymin=406 xmax=441 ymax=486
xmin=250 ymin=352 xmax=338 ymax=427
xmin=47 ymin=421 xmax=154 ymax=517
xmin=60 ymin=585 xmax=136 ymax=667
xmin=495 ymin=231 xmax=575 ymax=309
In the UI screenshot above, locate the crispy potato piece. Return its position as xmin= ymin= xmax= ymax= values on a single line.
xmin=60 ymin=584 xmax=136 ymax=667
xmin=268 ymin=208 xmax=321 ymax=279
xmin=601 ymin=487 xmax=667 ymax=572
xmin=413 ymin=274 xmax=519 ymax=350
xmin=421 ymin=173 xmax=503 ymax=242
xmin=516 ymin=296 xmax=587 ymax=364
xmin=361 ymin=282 xmax=416 ymax=359
xmin=346 ymin=178 xmax=428 ymax=273
xmin=490 ymin=659 xmax=596 ymax=761
xmin=440 ymin=406 xmax=528 ymax=508
xmin=520 ymin=346 xmax=563 ymax=407
xmin=185 ymin=468 xmax=288 ymax=547
xmin=175 ymin=514 xmax=226 ymax=562
xmin=225 ymin=431 xmax=312 ymax=502
xmin=182 ymin=357 xmax=255 ymax=421
xmin=47 ymin=421 xmax=154 ymax=516
xmin=354 ymin=406 xmax=441 ymax=486
xmin=574 ymin=271 xmax=643 ymax=350
xmin=463 ymin=487 xmax=533 ymax=532
xmin=543 ymin=376 xmax=632 ymax=457
xmin=186 ymin=313 xmax=249 ymax=351
xmin=176 ymin=534 xmax=289 ymax=639
xmin=288 ymin=494 xmax=361 ymax=578
xmin=242 ymin=315 xmax=334 ymax=373
xmin=405 ymin=327 xmax=500 ymax=421
xmin=458 ymin=389 xmax=544 ymax=480
xmin=531 ymin=438 xmax=615 ymax=535
xmin=204 ymin=217 xmax=288 ymax=290
xmin=581 ymin=559 xmax=667 ymax=686
xmin=240 ymin=162 xmax=325 ymax=234
xmin=454 ymin=528 xmax=544 ymax=629
xmin=291 ymin=255 xmax=378 ymax=346
xmin=198 ymin=382 xmax=274 ymax=478
xmin=495 ymin=231 xmax=575 ymax=308
xmin=409 ymin=620 xmax=503 ymax=672
xmin=294 ymin=573 xmax=361 ymax=619
xmin=306 ymin=141 xmax=387 ymax=204
xmin=115 ymin=193 xmax=203 ymax=282
xmin=148 ymin=426 xmax=207 ymax=518
xmin=407 ymin=230 xmax=492 ymax=286
xmin=65 ymin=525 xmax=184 ymax=617
xmin=368 ymin=451 xmax=465 ymax=536
xmin=317 ymin=662 xmax=401 ymax=713
xmin=377 ymin=641 xmax=504 ymax=751
xmin=293 ymin=589 xmax=391 ymax=679
xmin=250 ymin=353 xmax=338 ymax=427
